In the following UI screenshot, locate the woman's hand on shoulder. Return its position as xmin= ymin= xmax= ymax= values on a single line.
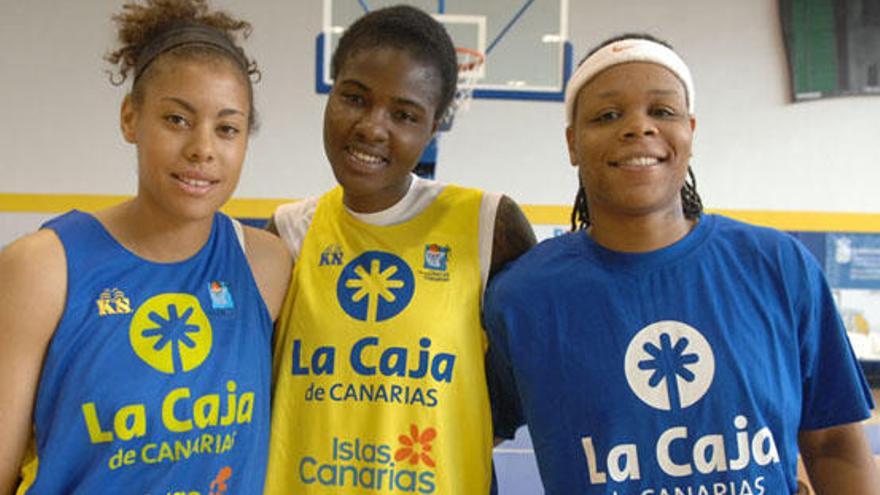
xmin=490 ymin=195 xmax=536 ymax=278
xmin=243 ymin=226 xmax=293 ymax=321
xmin=0 ymin=230 xmax=67 ymax=494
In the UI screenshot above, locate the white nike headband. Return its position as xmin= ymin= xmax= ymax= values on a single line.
xmin=564 ymin=38 xmax=695 ymax=125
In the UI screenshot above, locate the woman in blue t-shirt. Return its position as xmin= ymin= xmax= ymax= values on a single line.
xmin=484 ymin=33 xmax=880 ymax=495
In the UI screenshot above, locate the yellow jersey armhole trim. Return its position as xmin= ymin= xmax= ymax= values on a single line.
xmin=15 ymin=436 xmax=39 ymax=495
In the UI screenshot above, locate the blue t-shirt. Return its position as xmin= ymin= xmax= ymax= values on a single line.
xmin=484 ymin=214 xmax=872 ymax=495
xmin=19 ymin=211 xmax=273 ymax=494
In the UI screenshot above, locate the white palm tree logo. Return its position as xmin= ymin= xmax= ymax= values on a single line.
xmin=624 ymin=321 xmax=714 ymax=411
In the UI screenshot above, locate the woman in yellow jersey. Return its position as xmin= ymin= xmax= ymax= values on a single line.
xmin=264 ymin=5 xmax=535 ymax=494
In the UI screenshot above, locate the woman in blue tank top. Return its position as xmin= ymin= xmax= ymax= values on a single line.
xmin=0 ymin=1 xmax=291 ymax=494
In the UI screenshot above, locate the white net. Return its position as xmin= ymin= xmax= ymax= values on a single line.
xmin=440 ymin=48 xmax=485 ymax=130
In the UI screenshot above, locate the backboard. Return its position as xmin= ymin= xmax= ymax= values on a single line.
xmin=317 ymin=0 xmax=572 ymax=101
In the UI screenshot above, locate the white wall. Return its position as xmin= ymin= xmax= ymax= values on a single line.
xmin=451 ymin=0 xmax=880 ymax=213
xmin=2 ymin=0 xmax=880 ymax=248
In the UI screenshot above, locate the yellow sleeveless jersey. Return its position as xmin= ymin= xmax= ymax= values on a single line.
xmin=265 ymin=185 xmax=493 ymax=494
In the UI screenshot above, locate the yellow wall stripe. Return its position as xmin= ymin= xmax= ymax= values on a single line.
xmin=706 ymin=210 xmax=880 ymax=233
xmin=2 ymin=193 xmax=880 ymax=232
xmin=0 ymin=194 xmax=133 ymax=213
xmin=518 ymin=206 xmax=880 ymax=232
xmin=0 ymin=193 xmax=293 ymax=219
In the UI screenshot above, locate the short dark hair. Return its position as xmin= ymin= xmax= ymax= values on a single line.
xmin=330 ymin=5 xmax=458 ymax=121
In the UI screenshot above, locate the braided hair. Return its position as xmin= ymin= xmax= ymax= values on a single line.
xmin=569 ymin=33 xmax=703 ymax=231
xmin=570 ymin=167 xmax=703 ymax=231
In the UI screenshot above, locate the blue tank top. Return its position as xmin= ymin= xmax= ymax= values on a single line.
xmin=17 ymin=210 xmax=272 ymax=495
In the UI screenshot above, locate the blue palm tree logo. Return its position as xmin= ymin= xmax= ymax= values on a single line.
xmin=637 ymin=333 xmax=700 ymax=412
xmin=130 ymin=294 xmax=213 ymax=374
xmin=337 ymin=251 xmax=415 ymax=323
xmin=624 ymin=321 xmax=714 ymax=411
xmin=142 ymin=304 xmax=201 ymax=373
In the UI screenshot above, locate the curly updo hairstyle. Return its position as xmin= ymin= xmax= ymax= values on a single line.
xmin=105 ymin=0 xmax=260 ymax=129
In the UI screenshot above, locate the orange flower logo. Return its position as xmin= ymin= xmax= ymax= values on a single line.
xmin=209 ymin=466 xmax=232 ymax=495
xmin=395 ymin=424 xmax=437 ymax=467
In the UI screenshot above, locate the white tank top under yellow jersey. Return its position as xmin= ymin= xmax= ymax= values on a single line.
xmin=266 ymin=177 xmax=501 ymax=494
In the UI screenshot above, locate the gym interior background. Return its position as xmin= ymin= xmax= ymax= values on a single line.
xmin=2 ymin=1 xmax=879 ymax=493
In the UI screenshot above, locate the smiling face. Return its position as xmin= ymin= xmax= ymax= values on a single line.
xmin=324 ymin=46 xmax=441 ymax=213
xmin=121 ymin=57 xmax=250 ymax=223
xmin=566 ymin=62 xmax=695 ymax=226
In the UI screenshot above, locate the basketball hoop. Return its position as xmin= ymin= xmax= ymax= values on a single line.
xmin=440 ymin=47 xmax=485 ymax=130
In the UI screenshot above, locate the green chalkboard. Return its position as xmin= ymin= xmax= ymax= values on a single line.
xmin=780 ymin=0 xmax=880 ymax=101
